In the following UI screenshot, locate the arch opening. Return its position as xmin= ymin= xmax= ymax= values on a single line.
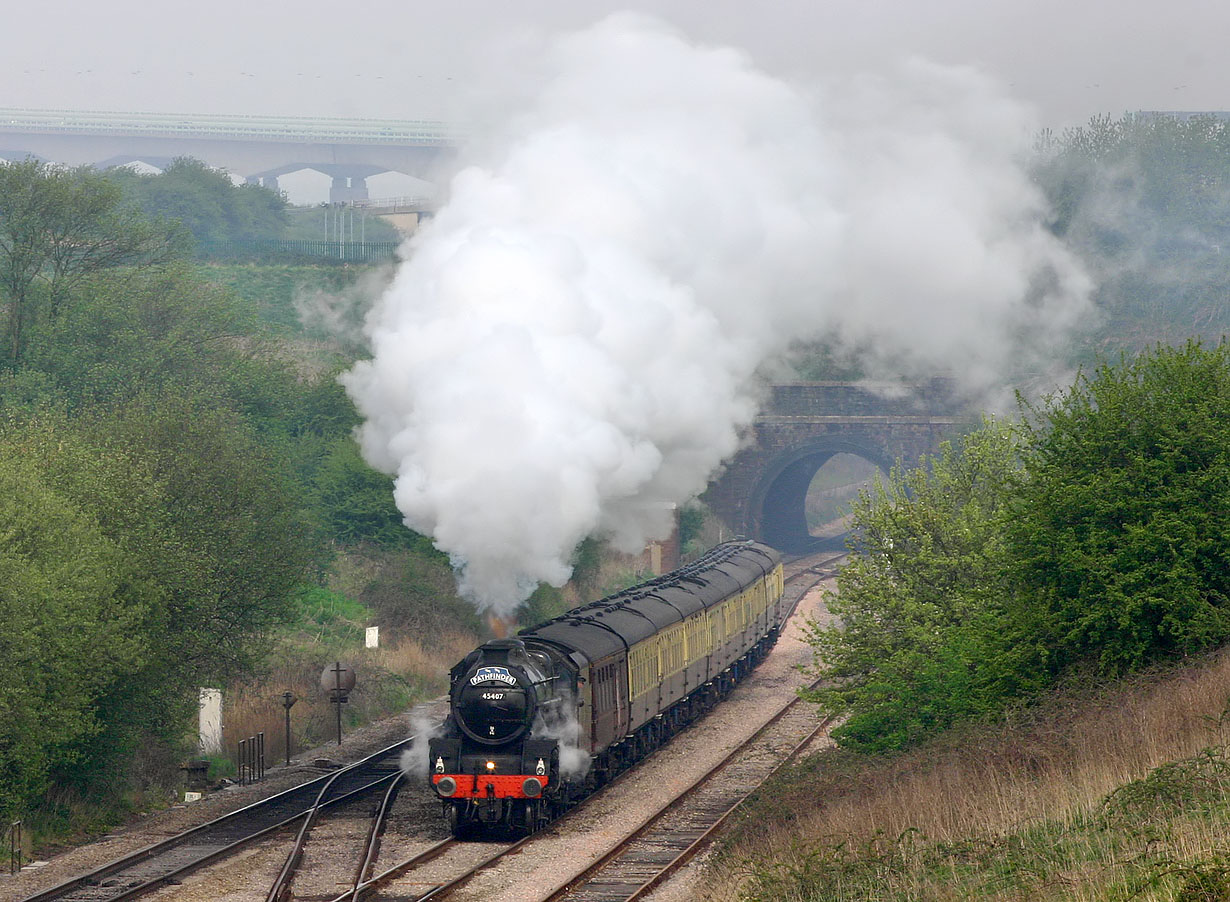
xmin=756 ymin=442 xmax=889 ymax=554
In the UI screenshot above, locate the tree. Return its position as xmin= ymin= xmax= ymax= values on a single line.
xmin=20 ymin=262 xmax=295 ymax=416
xmin=109 ymin=157 xmax=287 ymax=246
xmin=311 ymin=437 xmax=417 ymax=545
xmin=1008 ymin=341 xmax=1230 ymax=675
xmin=100 ymin=395 xmax=322 ymax=678
xmin=0 ymin=451 xmax=146 ymax=819
xmin=0 ymin=160 xmax=186 ymax=364
xmin=801 ymin=419 xmax=1033 ymax=751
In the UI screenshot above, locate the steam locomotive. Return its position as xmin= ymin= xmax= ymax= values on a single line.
xmin=427 ymin=540 xmax=785 ymax=836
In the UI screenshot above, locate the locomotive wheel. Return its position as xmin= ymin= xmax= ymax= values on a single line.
xmin=447 ymin=803 xmax=479 ymax=840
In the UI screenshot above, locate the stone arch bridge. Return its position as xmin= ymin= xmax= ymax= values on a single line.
xmin=703 ymin=380 xmax=969 ymax=553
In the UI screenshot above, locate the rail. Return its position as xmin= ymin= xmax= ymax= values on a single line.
xmin=541 ymin=691 xmax=834 ymax=901
xmin=345 ymin=775 xmax=406 ymax=901
xmin=265 ymin=763 xmax=401 ymax=902
xmin=336 ymin=554 xmax=842 ymax=901
xmin=19 ymin=736 xmax=416 ymax=902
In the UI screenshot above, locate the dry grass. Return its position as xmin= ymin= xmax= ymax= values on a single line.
xmin=714 ymin=649 xmax=1230 ymax=901
xmin=219 ymin=631 xmax=474 ymax=771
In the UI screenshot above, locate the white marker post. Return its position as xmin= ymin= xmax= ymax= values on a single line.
xmin=365 ymin=626 xmax=379 ymax=649
xmin=199 ymin=688 xmax=222 ymax=756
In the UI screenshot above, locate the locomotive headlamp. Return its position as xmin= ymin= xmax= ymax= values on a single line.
xmin=522 ymin=777 xmax=543 ymax=798
xmin=486 ymin=760 xmax=497 ymax=771
xmin=435 ymin=776 xmax=457 ymax=798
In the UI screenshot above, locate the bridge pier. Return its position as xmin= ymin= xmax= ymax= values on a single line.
xmin=245 ymin=173 xmax=282 ymax=192
xmin=329 ymin=175 xmax=369 ymax=204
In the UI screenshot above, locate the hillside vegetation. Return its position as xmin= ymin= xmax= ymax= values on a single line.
xmin=720 ymin=651 xmax=1230 ymax=901
xmin=0 ymin=160 xmax=484 ymax=848
xmin=705 ymin=117 xmax=1230 ymax=900
xmin=709 ymin=341 xmax=1230 ymax=900
xmin=7 ymin=113 xmax=1230 ymax=870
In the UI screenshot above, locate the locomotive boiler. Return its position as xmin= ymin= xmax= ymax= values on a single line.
xmin=427 ymin=540 xmax=785 ymax=836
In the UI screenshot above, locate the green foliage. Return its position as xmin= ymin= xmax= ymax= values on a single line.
xmin=569 ymin=537 xmax=603 ymax=597
xmin=198 ymin=262 xmax=385 ymax=340
xmin=92 ymin=395 xmax=321 ymax=679
xmin=0 ymin=159 xmax=186 ymax=364
xmin=802 ymin=419 xmax=1030 ymax=751
xmin=291 ymin=586 xmax=375 ymax=647
xmin=108 ymin=158 xmax=287 ymax=246
xmin=806 ymin=343 xmax=1230 ymax=754
xmin=0 ymin=166 xmax=432 ymax=839
xmin=677 ymin=505 xmax=706 ymax=557
xmin=310 ymin=437 xmax=419 ymax=546
xmin=0 ymin=453 xmax=145 ymax=820
xmin=1008 ymin=340 xmax=1230 ymax=675
xmin=518 ymin=584 xmax=568 ymax=629
xmin=1035 ymin=114 xmax=1230 ymax=351
xmin=19 ymin=264 xmax=265 ymax=410
xmin=0 ymin=400 xmax=318 ymax=815
xmin=357 ymin=545 xmax=484 ymax=640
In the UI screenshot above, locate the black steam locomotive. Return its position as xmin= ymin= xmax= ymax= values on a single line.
xmin=427 ymin=540 xmax=785 ymax=835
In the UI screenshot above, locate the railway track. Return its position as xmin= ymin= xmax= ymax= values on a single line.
xmin=320 ymin=554 xmax=842 ymax=902
xmin=18 ymin=739 xmax=415 ymax=902
xmin=265 ymin=755 xmax=405 ymax=902
xmin=540 ymin=694 xmax=833 ymax=902
xmin=22 ymin=550 xmax=844 ymax=902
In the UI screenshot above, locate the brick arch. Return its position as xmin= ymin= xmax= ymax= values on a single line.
xmin=751 ymin=438 xmax=893 ymax=554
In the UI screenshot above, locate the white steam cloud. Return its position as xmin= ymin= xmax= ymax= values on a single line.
xmin=401 ymin=707 xmax=445 ymax=780
xmin=342 ymin=14 xmax=1092 ymax=616
xmin=532 ymin=690 xmax=591 ymax=780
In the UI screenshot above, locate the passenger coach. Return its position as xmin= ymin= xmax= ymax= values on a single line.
xmin=428 ymin=540 xmax=785 ymax=835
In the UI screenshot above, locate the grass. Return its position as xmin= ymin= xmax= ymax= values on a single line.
xmin=199 ymin=262 xmax=388 ymax=339
xmin=220 ymin=630 xmax=475 ymax=770
xmin=714 ymin=648 xmax=1230 ymax=901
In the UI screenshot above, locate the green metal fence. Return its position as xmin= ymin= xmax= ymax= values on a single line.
xmin=197 ymin=239 xmax=401 ymax=264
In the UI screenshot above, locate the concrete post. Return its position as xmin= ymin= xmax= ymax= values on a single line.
xmin=365 ymin=626 xmax=379 ymax=649
xmin=199 ymin=688 xmax=222 ymax=756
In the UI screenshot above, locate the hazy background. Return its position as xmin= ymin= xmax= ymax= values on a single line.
xmin=4 ymin=0 xmax=1225 ymax=129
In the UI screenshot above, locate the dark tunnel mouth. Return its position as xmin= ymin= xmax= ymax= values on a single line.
xmin=755 ymin=444 xmax=889 ymax=554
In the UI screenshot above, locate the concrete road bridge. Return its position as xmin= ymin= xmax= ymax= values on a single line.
xmin=704 ymin=380 xmax=970 ymax=553
xmin=0 ymin=108 xmax=459 ymax=203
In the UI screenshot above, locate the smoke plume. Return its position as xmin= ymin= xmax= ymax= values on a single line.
xmin=342 ymin=14 xmax=1091 ymax=616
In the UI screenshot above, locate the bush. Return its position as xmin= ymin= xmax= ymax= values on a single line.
xmin=1010 ymin=341 xmax=1230 ymax=674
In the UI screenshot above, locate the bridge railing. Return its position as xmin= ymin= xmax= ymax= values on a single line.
xmin=351 ymin=196 xmax=434 ymax=214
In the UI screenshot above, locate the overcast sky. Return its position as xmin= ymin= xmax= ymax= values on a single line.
xmin=4 ymin=0 xmax=1228 ymax=130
